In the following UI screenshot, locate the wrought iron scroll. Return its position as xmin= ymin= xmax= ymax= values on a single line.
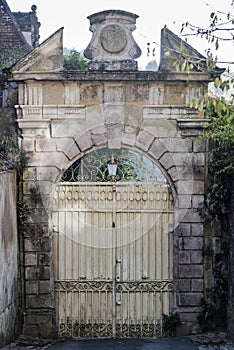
xmin=56 ymin=279 xmax=173 ymax=338
xmin=55 ymin=280 xmax=113 ymax=292
xmin=61 ymin=149 xmax=167 ymax=183
xmin=55 ymin=280 xmax=172 ymax=292
xmin=58 ymin=321 xmax=113 ymax=338
xmin=115 ymin=281 xmax=173 ymax=292
xmin=58 ymin=321 xmax=163 ymax=338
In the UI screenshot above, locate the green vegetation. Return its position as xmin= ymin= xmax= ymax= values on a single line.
xmin=162 ymin=312 xmax=181 ymax=336
xmin=0 ymin=138 xmax=30 ymax=173
xmin=63 ymin=48 xmax=89 ymax=70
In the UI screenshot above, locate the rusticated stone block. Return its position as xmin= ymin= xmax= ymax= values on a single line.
xmin=183 ymin=237 xmax=203 ymax=250
xmin=30 ymin=151 xmax=68 ymax=169
xmin=36 ymin=138 xmax=57 ymax=152
xmin=176 ymin=180 xmax=204 ymax=195
xmin=24 ymin=238 xmax=50 ymax=252
xmin=192 ymin=195 xmax=204 ymax=209
xmin=122 ymin=132 xmax=136 ymax=146
xmin=174 ymin=224 xmax=191 ymax=237
xmin=157 ymin=152 xmax=174 ymax=170
xmin=178 ymin=251 xmax=191 ymax=264
xmin=21 ymin=139 xmax=35 ymax=152
xmin=177 ymin=279 xmax=191 ymax=292
xmin=75 ymin=131 xmax=93 ymax=151
xmin=39 ymin=280 xmax=51 ymax=294
xmin=25 ymin=281 xmax=39 ymax=294
xmin=191 ymin=223 xmax=204 ymax=236
xmin=25 ymin=253 xmax=37 ymax=266
xmin=23 ymin=313 xmax=56 ymax=338
xmin=26 ymin=294 xmax=52 ymax=308
xmin=148 ymin=140 xmax=167 ymax=159
xmin=26 ymin=314 xmax=52 ymax=325
xmin=179 ymin=209 xmax=203 ymax=223
xmin=25 ymin=266 xmax=50 ymax=280
xmin=107 ymin=124 xmax=122 ymax=149
xmin=168 ymin=165 xmax=205 ymax=181
xmin=179 ymin=312 xmax=199 ymax=322
xmin=38 ymin=253 xmax=50 ymax=266
xmin=27 ymin=208 xmax=48 ymax=223
xmin=178 ymin=293 xmax=203 ymax=306
xmin=136 ymin=130 xmax=154 ymax=151
xmin=55 ymin=138 xmax=80 ymax=160
xmin=177 ymin=195 xmax=192 ymax=209
xmin=193 ymin=139 xmax=207 ymax=152
xmin=191 ymin=251 xmax=203 ymax=264
xmin=178 ymin=265 xmax=203 ymax=278
xmin=92 ymin=133 xmax=107 ymax=146
xmin=191 ymin=279 xmax=204 ymax=292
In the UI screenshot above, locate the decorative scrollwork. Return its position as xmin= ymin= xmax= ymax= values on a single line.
xmin=55 ymin=280 xmax=113 ymax=292
xmin=61 ymin=149 xmax=167 ymax=183
xmin=58 ymin=321 xmax=113 ymax=338
xmin=115 ymin=322 xmax=162 ymax=338
xmin=58 ymin=321 xmax=162 ymax=338
xmin=55 ymin=280 xmax=173 ymax=293
xmin=115 ymin=280 xmax=173 ymax=292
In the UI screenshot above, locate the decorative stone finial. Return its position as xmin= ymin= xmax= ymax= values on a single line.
xmin=31 ymin=5 xmax=37 ymax=13
xmin=84 ymin=10 xmax=142 ymax=71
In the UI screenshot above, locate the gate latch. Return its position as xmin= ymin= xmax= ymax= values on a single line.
xmin=116 ymin=257 xmax=122 ymax=263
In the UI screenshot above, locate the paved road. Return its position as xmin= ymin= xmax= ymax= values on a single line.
xmin=48 ymin=338 xmax=198 ymax=350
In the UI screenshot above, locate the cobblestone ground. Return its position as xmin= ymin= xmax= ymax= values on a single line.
xmin=190 ymin=332 xmax=234 ymax=350
xmin=2 ymin=333 xmax=234 ymax=350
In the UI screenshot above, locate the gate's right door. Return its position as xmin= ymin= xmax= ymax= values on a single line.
xmin=114 ymin=183 xmax=173 ymax=337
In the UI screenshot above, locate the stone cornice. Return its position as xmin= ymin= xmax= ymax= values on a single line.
xmin=9 ymin=70 xmax=215 ymax=83
xmin=177 ymin=118 xmax=210 ymax=136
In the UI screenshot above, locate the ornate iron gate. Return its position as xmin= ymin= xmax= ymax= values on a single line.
xmin=53 ymin=150 xmax=174 ymax=338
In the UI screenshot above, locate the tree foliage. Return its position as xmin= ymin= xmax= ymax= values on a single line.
xmin=179 ymin=1 xmax=234 ymax=179
xmin=0 ymin=44 xmax=31 ymax=70
xmin=180 ymin=0 xmax=234 ymax=67
xmin=63 ymin=48 xmax=89 ymax=70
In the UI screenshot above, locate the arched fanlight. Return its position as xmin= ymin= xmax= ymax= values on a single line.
xmin=61 ymin=149 xmax=167 ymax=183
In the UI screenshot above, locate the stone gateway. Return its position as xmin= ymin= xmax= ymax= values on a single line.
xmin=8 ymin=10 xmax=222 ymax=338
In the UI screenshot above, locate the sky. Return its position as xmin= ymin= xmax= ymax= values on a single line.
xmin=7 ymin=0 xmax=234 ymax=71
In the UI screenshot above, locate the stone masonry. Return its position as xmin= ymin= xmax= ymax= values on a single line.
xmin=8 ymin=10 xmax=223 ymax=338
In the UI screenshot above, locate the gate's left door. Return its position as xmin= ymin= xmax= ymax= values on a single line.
xmin=53 ymin=183 xmax=116 ymax=338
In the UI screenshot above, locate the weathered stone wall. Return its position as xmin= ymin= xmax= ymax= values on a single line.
xmin=0 ymin=171 xmax=18 ymax=347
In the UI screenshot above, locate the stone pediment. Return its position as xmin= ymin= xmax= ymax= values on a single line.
xmin=11 ymin=28 xmax=64 ymax=73
xmin=159 ymin=27 xmax=224 ymax=74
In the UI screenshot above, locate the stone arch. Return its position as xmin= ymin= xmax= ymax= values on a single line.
xmin=52 ymin=145 xmax=175 ymax=338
